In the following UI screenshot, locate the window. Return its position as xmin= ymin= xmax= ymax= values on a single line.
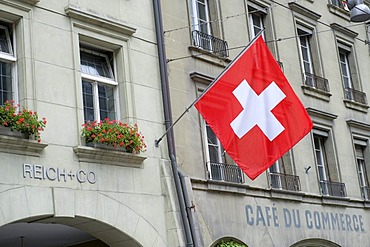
xmin=191 ymin=0 xmax=211 ymax=36
xmin=332 ymin=23 xmax=367 ymax=109
xmin=80 ymin=46 xmax=117 ymax=122
xmin=355 ymin=144 xmax=370 ymax=200
xmin=0 ymin=21 xmax=15 ymax=105
xmin=297 ymin=26 xmax=328 ymax=93
xmin=190 ymin=0 xmax=228 ymax=57
xmin=268 ymin=153 xmax=301 ymax=191
xmin=330 ymin=0 xmax=349 ymax=11
xmin=203 ymin=120 xmax=244 ymax=183
xmin=248 ymin=3 xmax=266 ymax=39
xmin=337 ymin=44 xmax=367 ymax=105
xmin=312 ymin=129 xmax=346 ymax=197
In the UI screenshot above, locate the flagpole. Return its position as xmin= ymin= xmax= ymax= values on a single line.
xmin=155 ymin=29 xmax=265 ymax=147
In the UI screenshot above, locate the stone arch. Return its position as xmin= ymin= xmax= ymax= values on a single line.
xmin=0 ymin=186 xmax=167 ymax=246
xmin=290 ymin=238 xmax=341 ymax=247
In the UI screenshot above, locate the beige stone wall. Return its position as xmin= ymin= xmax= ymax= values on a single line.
xmin=0 ymin=0 xmax=184 ymax=246
xmin=162 ymin=0 xmax=370 ymax=246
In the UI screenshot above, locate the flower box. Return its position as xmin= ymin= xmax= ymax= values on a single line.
xmin=81 ymin=118 xmax=146 ymax=154
xmin=0 ymin=125 xmax=29 ymax=139
xmin=0 ymin=100 xmax=47 ymax=142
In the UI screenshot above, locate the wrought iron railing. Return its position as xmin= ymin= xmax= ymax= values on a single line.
xmin=209 ymin=162 xmax=244 ymax=183
xmin=192 ymin=30 xmax=229 ymax=57
xmin=269 ymin=173 xmax=301 ymax=191
xmin=304 ymin=72 xmax=330 ymax=92
xmin=330 ymin=0 xmax=349 ymax=11
xmin=361 ymin=186 xmax=370 ymax=201
xmin=344 ymin=87 xmax=368 ymax=105
xmin=320 ymin=181 xmax=347 ymax=197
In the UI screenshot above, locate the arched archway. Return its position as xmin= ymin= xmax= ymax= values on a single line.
xmin=290 ymin=238 xmax=341 ymax=247
xmin=0 ymin=216 xmax=142 ymax=247
xmin=0 ymin=186 xmax=167 ymax=246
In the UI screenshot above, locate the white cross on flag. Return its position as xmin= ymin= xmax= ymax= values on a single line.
xmin=195 ymin=35 xmax=313 ymax=180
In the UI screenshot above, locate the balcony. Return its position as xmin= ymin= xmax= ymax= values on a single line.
xmin=320 ymin=181 xmax=347 ymax=197
xmin=304 ymin=72 xmax=330 ymax=92
xmin=330 ymin=0 xmax=349 ymax=11
xmin=361 ymin=186 xmax=370 ymax=201
xmin=192 ymin=30 xmax=229 ymax=58
xmin=344 ymin=87 xmax=368 ymax=105
xmin=269 ymin=173 xmax=301 ymax=191
xmin=209 ymin=162 xmax=244 ymax=183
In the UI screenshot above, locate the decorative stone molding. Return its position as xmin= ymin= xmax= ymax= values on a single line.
xmin=18 ymin=0 xmax=39 ymax=4
xmin=188 ymin=46 xmax=231 ymax=67
xmin=73 ymin=146 xmax=146 ymax=167
xmin=0 ymin=135 xmax=47 ymax=157
xmin=65 ymin=5 xmax=136 ymax=36
xmin=302 ymin=85 xmax=331 ymax=102
xmin=343 ymin=99 xmax=369 ymax=113
xmin=289 ymin=2 xmax=321 ymax=21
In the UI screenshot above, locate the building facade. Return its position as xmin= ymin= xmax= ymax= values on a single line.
xmin=161 ymin=0 xmax=370 ymax=246
xmin=0 ymin=0 xmax=186 ymax=246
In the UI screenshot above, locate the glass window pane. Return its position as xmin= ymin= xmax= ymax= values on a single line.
xmin=0 ymin=62 xmax=12 ymax=105
xmin=82 ymin=81 xmax=95 ymax=122
xmin=98 ymin=84 xmax=116 ymax=120
xmin=0 ymin=27 xmax=11 ymax=54
xmin=80 ymin=50 xmax=113 ymax=79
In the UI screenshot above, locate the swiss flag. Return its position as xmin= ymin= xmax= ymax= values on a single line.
xmin=195 ymin=35 xmax=313 ymax=180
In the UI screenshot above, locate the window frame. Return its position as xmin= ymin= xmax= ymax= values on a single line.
xmin=190 ymin=0 xmax=212 ymax=35
xmin=79 ymin=45 xmax=119 ymax=123
xmin=0 ymin=21 xmax=17 ymax=106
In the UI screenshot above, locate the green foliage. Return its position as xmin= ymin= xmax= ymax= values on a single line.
xmin=216 ymin=240 xmax=247 ymax=247
xmin=0 ymin=100 xmax=47 ymax=142
xmin=81 ymin=118 xmax=146 ymax=154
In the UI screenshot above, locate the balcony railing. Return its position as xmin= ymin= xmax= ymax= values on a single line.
xmin=192 ymin=30 xmax=229 ymax=57
xmin=320 ymin=181 xmax=347 ymax=197
xmin=344 ymin=87 xmax=368 ymax=105
xmin=304 ymin=72 xmax=330 ymax=92
xmin=330 ymin=0 xmax=349 ymax=11
xmin=361 ymin=186 xmax=370 ymax=201
xmin=269 ymin=173 xmax=301 ymax=191
xmin=209 ymin=162 xmax=244 ymax=183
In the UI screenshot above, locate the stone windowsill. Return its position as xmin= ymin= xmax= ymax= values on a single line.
xmin=327 ymin=4 xmax=350 ymax=21
xmin=188 ymin=46 xmax=231 ymax=67
xmin=73 ymin=145 xmax=146 ymax=167
xmin=302 ymin=85 xmax=331 ymax=102
xmin=0 ymin=134 xmax=47 ymax=157
xmin=343 ymin=99 xmax=369 ymax=113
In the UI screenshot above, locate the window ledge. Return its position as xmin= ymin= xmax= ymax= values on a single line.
xmin=18 ymin=0 xmax=39 ymax=4
xmin=327 ymin=4 xmax=350 ymax=21
xmin=65 ymin=5 xmax=136 ymax=36
xmin=73 ymin=146 xmax=146 ymax=167
xmin=0 ymin=135 xmax=47 ymax=157
xmin=343 ymin=99 xmax=369 ymax=113
xmin=188 ymin=46 xmax=231 ymax=67
xmin=302 ymin=85 xmax=331 ymax=102
xmin=322 ymin=195 xmax=350 ymax=206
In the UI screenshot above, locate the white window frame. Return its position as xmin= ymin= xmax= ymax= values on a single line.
xmin=338 ymin=46 xmax=353 ymax=90
xmin=0 ymin=22 xmax=17 ymax=105
xmin=355 ymin=143 xmax=370 ymax=200
xmin=80 ymin=46 xmax=119 ymax=122
xmin=313 ymin=131 xmax=330 ymax=195
xmin=191 ymin=0 xmax=212 ymax=35
xmin=297 ymin=27 xmax=314 ymax=84
xmin=248 ymin=2 xmax=267 ymax=39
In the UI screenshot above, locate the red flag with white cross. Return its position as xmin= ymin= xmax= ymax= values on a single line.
xmin=195 ymin=35 xmax=313 ymax=180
